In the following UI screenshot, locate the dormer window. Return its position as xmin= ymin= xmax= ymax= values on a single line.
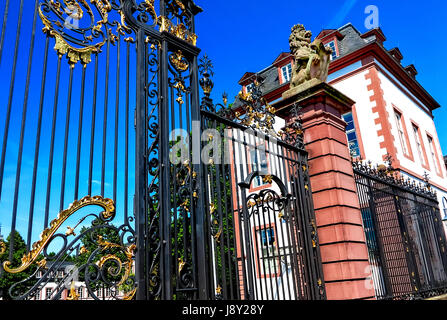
xmin=246 ymin=83 xmax=255 ymax=93
xmin=326 ymin=41 xmax=338 ymax=60
xmin=281 ymin=63 xmax=292 ymax=83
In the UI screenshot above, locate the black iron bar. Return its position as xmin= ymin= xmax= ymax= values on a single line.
xmin=74 ymin=65 xmax=87 ymax=201
xmin=180 ymin=92 xmax=190 ymax=298
xmin=286 ymin=150 xmax=308 ymax=299
xmin=212 ymin=118 xmax=228 ymax=299
xmin=43 ymin=55 xmax=62 ymax=228
xmin=220 ymin=128 xmax=235 ymax=299
xmin=135 ymin=30 xmax=148 ymax=301
xmin=170 ymin=82 xmax=179 ymax=293
xmin=0 ymin=0 xmax=25 ymax=201
xmin=204 ymin=133 xmax=218 ymax=298
xmin=265 ymin=192 xmax=284 ymax=300
xmin=228 ymin=132 xmax=242 ymax=300
xmin=0 ymin=0 xmax=11 ymax=64
xmin=238 ymin=131 xmax=256 ymax=300
xmin=275 ymin=146 xmax=298 ymax=299
xmin=113 ymin=36 xmax=121 ymax=204
xmin=255 ymin=191 xmax=268 ymax=300
xmin=88 ymin=53 xmax=99 ymax=196
xmin=281 ymin=152 xmax=303 ymax=299
xmin=189 ymin=54 xmax=209 ymax=299
xmin=124 ymin=40 xmax=130 ymax=222
xmin=232 ymin=129 xmax=249 ymax=299
xmin=101 ymin=40 xmax=111 ymax=197
xmin=185 ymin=83 xmax=198 ymax=299
xmin=59 ymin=66 xmax=75 ymax=212
xmin=27 ymin=36 xmax=50 ymax=250
xmin=202 ymin=116 xmax=216 ymax=299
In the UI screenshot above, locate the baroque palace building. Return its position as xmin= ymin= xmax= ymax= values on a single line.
xmin=234 ymin=23 xmax=447 ymax=230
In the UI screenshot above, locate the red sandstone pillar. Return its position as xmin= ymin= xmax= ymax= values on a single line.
xmin=275 ymin=82 xmax=376 ymax=300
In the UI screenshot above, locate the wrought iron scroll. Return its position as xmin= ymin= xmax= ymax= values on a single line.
xmin=1 ymin=196 xmax=137 ymax=300
xmin=352 ymin=156 xmax=437 ymax=199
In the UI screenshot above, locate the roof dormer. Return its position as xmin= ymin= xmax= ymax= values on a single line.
xmin=272 ymin=52 xmax=294 ymax=85
xmin=238 ymin=72 xmax=256 ymax=86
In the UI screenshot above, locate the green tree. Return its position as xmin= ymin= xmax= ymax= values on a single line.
xmin=0 ymin=232 xmax=38 ymax=300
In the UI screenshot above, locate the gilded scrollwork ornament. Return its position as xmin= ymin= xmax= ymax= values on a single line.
xmin=2 ymin=195 xmax=115 ymax=274
xmin=38 ymin=0 xmax=129 ymax=65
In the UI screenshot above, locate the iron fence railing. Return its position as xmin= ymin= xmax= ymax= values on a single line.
xmin=353 ymin=159 xmax=447 ymax=300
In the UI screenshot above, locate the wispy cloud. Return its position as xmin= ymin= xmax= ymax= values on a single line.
xmin=327 ymin=0 xmax=358 ymax=28
xmin=91 ymin=180 xmax=111 ymax=187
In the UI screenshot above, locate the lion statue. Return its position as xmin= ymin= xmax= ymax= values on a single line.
xmin=289 ymin=24 xmax=332 ymax=88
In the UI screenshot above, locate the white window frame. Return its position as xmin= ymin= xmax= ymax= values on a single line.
xmin=326 ymin=41 xmax=338 ymax=60
xmin=245 ymin=83 xmax=255 ymax=93
xmin=281 ymin=63 xmax=292 ymax=83
xmin=394 ymin=111 xmax=408 ymax=156
xmin=250 ymin=148 xmax=268 ymax=188
xmin=427 ymin=135 xmax=441 ymax=174
xmin=45 ymin=288 xmax=52 ymax=299
xmin=342 ymin=112 xmax=360 ymax=157
xmin=412 ymin=125 xmax=426 ymax=166
xmin=256 ymin=227 xmax=278 ymax=277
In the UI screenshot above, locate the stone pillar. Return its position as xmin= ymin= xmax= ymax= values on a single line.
xmin=274 ymin=81 xmax=375 ymax=300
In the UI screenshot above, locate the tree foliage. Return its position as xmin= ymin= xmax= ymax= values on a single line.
xmin=0 ymin=232 xmax=38 ymax=300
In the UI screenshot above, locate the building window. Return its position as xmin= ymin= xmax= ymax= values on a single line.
xmin=281 ymin=63 xmax=292 ymax=83
xmin=326 ymin=41 xmax=338 ymax=60
xmin=394 ymin=111 xmax=409 ymax=156
xmin=35 ymin=290 xmax=41 ymax=300
xmin=45 ymin=288 xmax=52 ymax=299
xmin=257 ymin=227 xmax=278 ymax=276
xmin=246 ymin=83 xmax=255 ymax=93
xmin=250 ymin=148 xmax=268 ymax=188
xmin=77 ymin=287 xmax=84 ymax=299
xmin=427 ymin=135 xmax=441 ymax=175
xmin=342 ymin=112 xmax=360 ymax=157
xmin=443 ymin=197 xmax=447 ymax=220
xmin=412 ymin=125 xmax=426 ymax=166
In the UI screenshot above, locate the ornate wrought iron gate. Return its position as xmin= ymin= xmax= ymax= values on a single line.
xmin=196 ymin=72 xmax=326 ymax=300
xmin=0 ymin=0 xmax=325 ymax=300
xmin=353 ymin=159 xmax=447 ymax=300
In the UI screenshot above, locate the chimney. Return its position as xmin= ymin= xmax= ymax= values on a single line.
xmin=388 ymin=47 xmax=403 ymax=64
xmin=404 ymin=64 xmax=418 ymax=79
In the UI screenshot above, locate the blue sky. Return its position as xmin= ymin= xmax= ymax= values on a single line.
xmin=194 ymin=0 xmax=447 ymax=150
xmin=0 ymin=0 xmax=446 ymax=244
